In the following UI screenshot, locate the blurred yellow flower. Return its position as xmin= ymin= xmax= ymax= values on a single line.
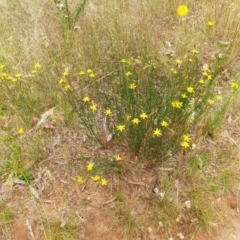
xmin=207 ymin=21 xmax=215 ymax=26
xmin=115 ymin=155 xmax=122 ymax=161
xmin=187 ymin=86 xmax=194 ymax=93
xmin=183 ymin=134 xmax=191 ymax=142
xmin=87 ymin=69 xmax=93 ymax=73
xmin=76 ymin=176 xmax=84 ymax=183
xmin=89 ymin=73 xmax=95 ymax=78
xmin=153 ymin=128 xmax=162 ymax=137
xmin=104 ymin=109 xmax=112 ymax=116
xmin=176 ymin=59 xmax=182 ymax=65
xmin=34 ymin=62 xmax=41 ymax=69
xmin=15 ymin=73 xmax=22 ymax=78
xmin=126 ymin=115 xmax=131 ymax=120
xmin=59 ymin=78 xmax=65 ymax=84
xmin=170 ymin=68 xmax=178 ymax=74
xmin=100 ymin=178 xmax=108 ymax=186
xmin=129 ymin=83 xmax=137 ymax=89
xmin=117 ymin=124 xmax=125 ymax=132
xmin=181 ymin=93 xmax=187 ymax=98
xmin=18 ymin=127 xmax=24 ymax=134
xmin=132 ymin=118 xmax=140 ymax=124
xmin=231 ymin=82 xmax=239 ymax=89
xmin=140 ymin=112 xmax=148 ymax=119
xmin=79 ymin=70 xmax=85 ymax=75
xmin=191 ymin=49 xmax=199 ymax=54
xmin=181 ymin=141 xmax=190 ymax=148
xmin=83 ymin=96 xmax=90 ymax=102
xmin=215 ymin=94 xmax=222 ymax=100
xmin=161 ymin=120 xmax=169 ymax=127
xmin=64 ymin=84 xmax=71 ymax=91
xmin=125 ymin=71 xmax=132 ymax=76
xmin=92 ymin=175 xmax=100 ymax=181
xmin=63 ymin=71 xmax=69 ymax=76
xmin=171 ymin=100 xmax=183 ymax=108
xmin=87 ymin=162 xmax=94 ymax=171
xmin=90 ymin=104 xmax=97 ymax=111
xmin=207 ymin=99 xmax=214 ymax=105
xmin=177 ymin=5 xmax=189 ymax=17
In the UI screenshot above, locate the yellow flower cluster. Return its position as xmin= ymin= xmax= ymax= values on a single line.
xmin=32 ymin=62 xmax=42 ymax=74
xmin=58 ymin=69 xmax=71 ymax=91
xmin=171 ymin=100 xmax=183 ymax=109
xmin=79 ymin=68 xmax=96 ymax=78
xmin=76 ymin=155 xmax=123 ymax=187
xmin=180 ymin=134 xmax=191 ymax=148
xmin=0 ymin=64 xmax=21 ymax=82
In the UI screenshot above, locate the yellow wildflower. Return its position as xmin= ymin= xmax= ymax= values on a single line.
xmin=177 ymin=5 xmax=189 ymax=17
xmin=59 ymin=78 xmax=65 ymax=84
xmin=171 ymin=100 xmax=183 ymax=109
xmin=207 ymin=99 xmax=214 ymax=105
xmin=132 ymin=118 xmax=140 ymax=124
xmin=79 ymin=70 xmax=85 ymax=75
xmin=182 ymin=134 xmax=191 ymax=142
xmin=129 ymin=83 xmax=137 ymax=89
xmin=34 ymin=62 xmax=41 ymax=69
xmin=192 ymin=49 xmax=199 ymax=54
xmin=161 ymin=120 xmax=169 ymax=127
xmin=115 ymin=155 xmax=122 ymax=161
xmin=18 ymin=127 xmax=24 ymax=134
xmin=76 ymin=176 xmax=84 ymax=183
xmin=89 ymin=73 xmax=95 ymax=78
xmin=126 ymin=115 xmax=131 ymax=120
xmin=153 ymin=128 xmax=162 ymax=137
xmin=87 ymin=69 xmax=93 ymax=73
xmin=64 ymin=84 xmax=71 ymax=91
xmin=63 ymin=71 xmax=69 ymax=76
xmin=90 ymin=104 xmax=97 ymax=111
xmin=181 ymin=93 xmax=187 ymax=98
xmin=231 ymin=82 xmax=239 ymax=89
xmin=104 ymin=109 xmax=112 ymax=116
xmin=100 ymin=178 xmax=108 ymax=186
xmin=15 ymin=73 xmax=22 ymax=78
xmin=92 ymin=175 xmax=100 ymax=181
xmin=170 ymin=68 xmax=178 ymax=74
xmin=215 ymin=94 xmax=222 ymax=100
xmin=187 ymin=86 xmax=194 ymax=93
xmin=83 ymin=96 xmax=90 ymax=102
xmin=207 ymin=21 xmax=215 ymax=26
xmin=87 ymin=162 xmax=94 ymax=171
xmin=181 ymin=141 xmax=190 ymax=148
xmin=176 ymin=59 xmax=182 ymax=65
xmin=125 ymin=71 xmax=132 ymax=76
xmin=117 ymin=124 xmax=125 ymax=132
xmin=140 ymin=112 xmax=148 ymax=120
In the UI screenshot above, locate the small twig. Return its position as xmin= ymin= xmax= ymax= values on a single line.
xmin=236 ymin=182 xmax=240 ymax=213
xmin=25 ymin=219 xmax=35 ymax=239
xmin=127 ymin=179 xmax=146 ymax=187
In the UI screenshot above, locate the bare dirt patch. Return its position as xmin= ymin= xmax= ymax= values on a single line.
xmin=1 ymin=126 xmax=240 ymax=240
